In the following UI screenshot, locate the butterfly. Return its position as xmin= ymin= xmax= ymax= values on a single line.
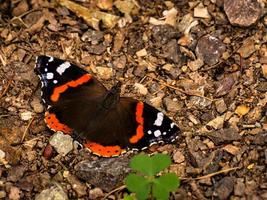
xmin=35 ymin=55 xmax=180 ymax=157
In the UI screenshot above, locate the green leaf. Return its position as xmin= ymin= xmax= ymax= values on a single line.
xmin=125 ymin=174 xmax=150 ymax=200
xmin=123 ymin=194 xmax=135 ymax=200
xmin=151 ymin=154 xmax=172 ymax=175
xmin=130 ymin=154 xmax=154 ymax=176
xmin=152 ymin=173 xmax=180 ymax=200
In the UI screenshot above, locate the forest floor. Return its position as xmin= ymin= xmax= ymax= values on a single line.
xmin=0 ymin=0 xmax=266 ymax=199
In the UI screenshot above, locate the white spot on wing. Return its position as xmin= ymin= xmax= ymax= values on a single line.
xmin=148 ymin=130 xmax=152 ymax=134
xmin=45 ymin=68 xmax=48 ymax=72
xmin=154 ymin=130 xmax=161 ymax=137
xmin=56 ymin=62 xmax=71 ymax=75
xmin=170 ymin=122 xmax=175 ymax=128
xmin=154 ymin=112 xmax=164 ymax=126
xmin=53 ymin=80 xmax=58 ymax=84
xmin=48 ymin=57 xmax=54 ymax=62
xmin=46 ymin=72 xmax=54 ymax=80
xmin=163 ymin=132 xmax=166 ymax=135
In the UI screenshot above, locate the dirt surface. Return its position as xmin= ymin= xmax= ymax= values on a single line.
xmin=0 ymin=0 xmax=267 ymax=199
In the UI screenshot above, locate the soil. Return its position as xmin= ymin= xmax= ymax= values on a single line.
xmin=0 ymin=0 xmax=267 ymax=199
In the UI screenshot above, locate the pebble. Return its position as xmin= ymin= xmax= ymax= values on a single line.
xmin=237 ymin=37 xmax=255 ymax=58
xmin=113 ymin=55 xmax=127 ymax=69
xmin=134 ymin=83 xmax=148 ymax=95
xmin=136 ymin=48 xmax=147 ymax=57
xmin=163 ymin=97 xmax=183 ymax=112
xmin=8 ymin=186 xmax=21 ymax=200
xmin=173 ymin=150 xmax=185 ymax=164
xmin=214 ymin=177 xmax=234 ymax=200
xmin=206 ymin=114 xmax=225 ymax=129
xmin=0 ymin=191 xmax=6 ymax=198
xmin=196 ymin=34 xmax=226 ymax=65
xmin=187 ymin=58 xmax=204 ymax=71
xmin=235 ymin=105 xmax=250 ymax=116
xmin=20 ymin=111 xmax=33 ymax=121
xmin=65 ymin=173 xmax=87 ymax=197
xmin=35 ymin=185 xmax=68 ymax=200
xmin=89 ymin=188 xmax=104 ymax=199
xmin=215 ymin=99 xmax=227 ymax=113
xmin=0 ymin=149 xmax=5 ymax=159
xmin=262 ymin=64 xmax=267 ymax=79
xmin=222 ymin=144 xmax=240 ymax=155
xmin=49 ymin=132 xmax=73 ymax=156
xmin=149 ymin=96 xmax=162 ymax=108
xmin=234 ymin=178 xmax=245 ymax=196
xmin=75 ymin=157 xmax=131 ymax=192
xmin=224 ymin=0 xmax=261 ymax=27
xmin=95 ymin=66 xmax=113 ymax=80
xmin=193 ymin=3 xmax=210 ymax=19
xmin=30 ymin=98 xmax=44 ymax=113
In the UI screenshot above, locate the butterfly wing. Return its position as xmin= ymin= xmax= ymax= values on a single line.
xmin=35 ymin=56 xmax=180 ymax=157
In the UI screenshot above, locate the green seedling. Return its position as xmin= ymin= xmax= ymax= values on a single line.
xmin=124 ymin=153 xmax=180 ymax=200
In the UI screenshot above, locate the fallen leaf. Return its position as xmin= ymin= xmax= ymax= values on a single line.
xmin=59 ymin=0 xmax=119 ymax=30
xmin=235 ymin=105 xmax=250 ymax=116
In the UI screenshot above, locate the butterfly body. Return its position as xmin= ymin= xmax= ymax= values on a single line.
xmin=35 ymin=55 xmax=180 ymax=157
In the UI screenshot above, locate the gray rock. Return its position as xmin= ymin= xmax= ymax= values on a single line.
xmin=75 ymin=157 xmax=131 ymax=191
xmin=35 ymin=185 xmax=68 ymax=200
xmin=214 ymin=177 xmax=234 ymax=200
xmin=196 ymin=34 xmax=225 ymax=66
xmin=30 ymin=98 xmax=44 ymax=113
xmin=49 ymin=132 xmax=73 ymax=156
xmin=163 ymin=97 xmax=183 ymax=112
xmin=224 ymin=0 xmax=261 ymax=27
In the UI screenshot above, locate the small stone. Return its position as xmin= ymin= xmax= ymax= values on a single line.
xmin=162 ymin=64 xmax=173 ymax=71
xmin=134 ymin=83 xmax=148 ymax=95
xmin=223 ymin=144 xmax=240 ymax=155
xmin=235 ymin=105 xmax=250 ymax=116
xmin=12 ymin=0 xmax=29 ymax=16
xmin=8 ymin=186 xmax=21 ymax=200
xmin=113 ymin=55 xmax=126 ymax=69
xmin=224 ymin=0 xmax=261 ymax=27
xmin=0 ymin=149 xmax=5 ymax=159
xmin=215 ymin=99 xmax=227 ymax=113
xmin=65 ymin=173 xmax=87 ymax=197
xmin=256 ymin=82 xmax=267 ymax=92
xmin=194 ymin=3 xmax=211 ymax=19
xmin=187 ymin=58 xmax=204 ymax=71
xmin=7 ymin=165 xmax=27 ymax=182
xmin=95 ymin=67 xmax=113 ymax=80
xmin=163 ymin=97 xmax=183 ymax=112
xmin=96 ymin=0 xmax=113 ymax=10
xmin=133 ymin=65 xmax=147 ymax=77
xmin=237 ymin=38 xmax=255 ymax=58
xmin=136 ymin=48 xmax=147 ymax=57
xmin=35 ymin=185 xmax=68 ymax=200
xmin=30 ymin=98 xmax=44 ymax=113
xmin=0 ymin=191 xmax=6 ymax=198
xmin=149 ymin=96 xmax=162 ymax=108
xmin=206 ymin=114 xmax=225 ymax=129
xmin=215 ymin=177 xmax=234 ymax=200
xmin=262 ymin=64 xmax=267 ymax=79
xmin=89 ymin=188 xmax=104 ymax=199
xmin=234 ymin=178 xmax=245 ymax=196
xmin=173 ymin=150 xmax=185 ymax=164
xmin=196 ymin=34 xmax=226 ymax=65
xmin=20 ymin=111 xmax=33 ymax=121
xmin=76 ymin=157 xmax=131 ymax=191
xmin=49 ymin=132 xmax=73 ymax=156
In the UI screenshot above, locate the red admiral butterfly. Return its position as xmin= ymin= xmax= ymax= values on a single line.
xmin=35 ymin=55 xmax=179 ymax=157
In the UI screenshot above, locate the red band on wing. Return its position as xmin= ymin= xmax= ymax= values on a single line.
xmin=129 ymin=102 xmax=144 ymax=144
xmin=50 ymin=74 xmax=91 ymax=102
xmin=45 ymin=112 xmax=72 ymax=134
xmin=84 ymin=142 xmax=125 ymax=157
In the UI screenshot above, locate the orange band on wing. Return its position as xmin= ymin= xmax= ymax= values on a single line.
xmin=84 ymin=142 xmax=125 ymax=157
xmin=45 ymin=112 xmax=72 ymax=134
xmin=50 ymin=74 xmax=91 ymax=102
xmin=129 ymin=102 xmax=144 ymax=144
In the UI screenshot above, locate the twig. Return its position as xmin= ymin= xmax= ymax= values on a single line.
xmin=0 ymin=79 xmax=13 ymax=99
xmin=180 ymin=166 xmax=241 ymax=181
xmin=103 ymin=185 xmax=126 ymax=199
xmin=21 ymin=117 xmax=35 ymax=143
xmin=147 ymin=75 xmax=215 ymax=102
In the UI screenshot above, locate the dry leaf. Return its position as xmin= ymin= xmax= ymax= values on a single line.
xmin=235 ymin=105 xmax=250 ymax=116
xmin=59 ymin=0 xmax=119 ymax=30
